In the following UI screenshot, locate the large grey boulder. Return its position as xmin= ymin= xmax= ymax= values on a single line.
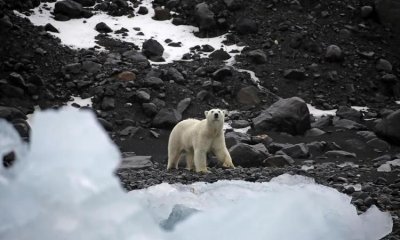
xmin=194 ymin=2 xmax=216 ymax=31
xmin=229 ymin=143 xmax=268 ymax=167
xmin=375 ymin=109 xmax=400 ymax=145
xmin=252 ymin=97 xmax=311 ymax=135
xmin=152 ymin=108 xmax=182 ymax=129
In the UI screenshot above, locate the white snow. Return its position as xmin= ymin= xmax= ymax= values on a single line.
xmin=223 ymin=122 xmax=250 ymax=134
xmin=307 ymin=104 xmax=337 ymax=118
xmin=0 ymin=108 xmax=393 ymax=240
xmin=15 ymin=0 xmax=244 ymax=63
xmin=377 ymin=159 xmax=400 ymax=172
xmin=396 ymin=101 xmax=400 ymax=105
xmin=66 ymin=96 xmax=93 ymax=108
xmin=307 ymin=104 xmax=369 ymax=118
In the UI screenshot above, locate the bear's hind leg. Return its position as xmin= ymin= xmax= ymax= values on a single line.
xmin=167 ymin=148 xmax=181 ymax=170
xmin=185 ymin=151 xmax=195 ymax=171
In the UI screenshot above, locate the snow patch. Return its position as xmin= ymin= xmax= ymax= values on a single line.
xmin=67 ymin=96 xmax=93 ymax=108
xmin=15 ymin=0 xmax=243 ymax=63
xmin=223 ymin=122 xmax=250 ymax=134
xmin=396 ymin=101 xmax=400 ymax=105
xmin=307 ymin=105 xmax=369 ymax=118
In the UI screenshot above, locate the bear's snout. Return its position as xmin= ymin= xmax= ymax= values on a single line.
xmin=214 ymin=113 xmax=219 ymax=119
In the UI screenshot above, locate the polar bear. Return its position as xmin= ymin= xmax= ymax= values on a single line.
xmin=167 ymin=109 xmax=235 ymax=173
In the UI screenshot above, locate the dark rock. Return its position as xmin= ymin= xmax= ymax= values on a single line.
xmin=177 ymin=98 xmax=191 ymax=114
xmin=196 ymin=90 xmax=209 ymax=101
xmin=160 ymin=204 xmax=199 ymax=231
xmin=119 ymin=126 xmax=139 ymax=137
xmin=247 ymin=49 xmax=267 ymax=64
xmin=138 ymin=6 xmax=148 ymax=14
xmin=332 ymin=117 xmax=367 ymax=130
xmin=279 ymin=143 xmax=309 ymax=158
xmin=136 ymin=90 xmax=151 ymax=102
xmin=153 ymin=7 xmax=171 ymax=21
xmin=194 ymin=2 xmax=215 ymax=31
xmin=236 ymin=17 xmax=258 ymax=34
xmin=224 ymin=0 xmax=245 ymax=10
xmin=252 ymin=97 xmax=311 ymax=135
xmin=118 ymin=154 xmax=153 ymax=170
xmin=201 ymin=44 xmax=215 ymax=52
xmin=0 ymin=83 xmax=24 ymax=97
xmin=366 ymin=138 xmax=390 ymax=151
xmin=101 ymin=97 xmax=115 ymax=110
xmin=306 ymin=141 xmax=327 ymax=157
xmin=236 ymin=86 xmax=260 ymax=105
xmin=95 ymin=22 xmax=112 ymax=33
xmin=64 ymin=63 xmax=82 ymax=74
xmin=283 ymin=68 xmax=306 ymax=80
xmin=167 ymin=68 xmax=185 ymax=83
xmin=81 ymin=60 xmax=101 ymax=73
xmin=44 ymin=23 xmax=59 ymax=33
xmin=54 ymin=0 xmax=86 ymax=19
xmin=336 ymin=106 xmax=362 ymax=122
xmin=142 ymin=103 xmax=158 ymax=117
xmin=152 ymin=108 xmax=182 ymax=129
xmin=381 ymin=74 xmax=398 ymax=83
xmin=72 ymin=0 xmax=95 ymax=7
xmin=375 ymin=109 xmax=400 ymax=145
xmin=144 ymin=77 xmax=164 ymax=88
xmin=357 ymin=131 xmax=377 ymax=141
xmin=229 ymin=143 xmax=268 ymax=167
xmin=325 ymin=45 xmax=344 ymax=62
xmin=376 ymin=59 xmax=393 ymax=72
xmin=8 ymin=72 xmax=26 ymax=87
xmin=361 ymin=5 xmax=374 ymax=18
xmin=225 ymin=131 xmax=251 ymax=148
xmin=264 ymin=155 xmax=294 ymax=167
xmin=0 ymin=106 xmax=26 ymax=120
xmin=231 ymin=120 xmax=250 ymax=129
xmin=311 ymin=115 xmax=332 ymax=128
xmin=209 ymin=49 xmax=231 ymax=60
xmin=212 ymin=66 xmax=233 ymax=80
xmin=117 ymin=71 xmax=136 ymax=81
xmin=324 ymin=150 xmax=356 ymax=158
xmin=142 ymin=39 xmax=164 ymax=58
xmin=375 ymin=0 xmax=400 ymax=33
xmin=0 ymin=15 xmax=13 ymax=30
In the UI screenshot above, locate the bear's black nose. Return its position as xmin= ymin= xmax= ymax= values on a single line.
xmin=214 ymin=113 xmax=219 ymax=119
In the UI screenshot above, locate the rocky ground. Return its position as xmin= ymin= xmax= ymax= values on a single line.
xmin=1 ymin=0 xmax=400 ymax=238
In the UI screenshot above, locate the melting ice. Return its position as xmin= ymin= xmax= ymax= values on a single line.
xmin=0 ymin=108 xmax=393 ymax=240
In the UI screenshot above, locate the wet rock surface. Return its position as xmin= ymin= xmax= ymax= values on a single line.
xmin=1 ymin=0 xmax=400 ymax=237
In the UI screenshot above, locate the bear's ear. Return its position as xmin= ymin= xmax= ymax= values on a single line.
xmin=204 ymin=111 xmax=208 ymax=117
xmin=223 ymin=109 xmax=229 ymax=116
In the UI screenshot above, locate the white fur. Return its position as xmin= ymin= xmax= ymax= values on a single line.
xmin=167 ymin=108 xmax=235 ymax=173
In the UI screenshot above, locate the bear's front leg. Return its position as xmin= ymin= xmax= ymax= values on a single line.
xmin=194 ymin=149 xmax=210 ymax=173
xmin=212 ymin=141 xmax=235 ymax=169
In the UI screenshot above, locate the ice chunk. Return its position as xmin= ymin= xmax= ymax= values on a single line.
xmin=0 ymin=108 xmax=163 ymax=240
xmin=0 ymin=108 xmax=393 ymax=240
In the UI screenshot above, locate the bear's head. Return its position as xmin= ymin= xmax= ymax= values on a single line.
xmin=204 ymin=109 xmax=228 ymax=127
